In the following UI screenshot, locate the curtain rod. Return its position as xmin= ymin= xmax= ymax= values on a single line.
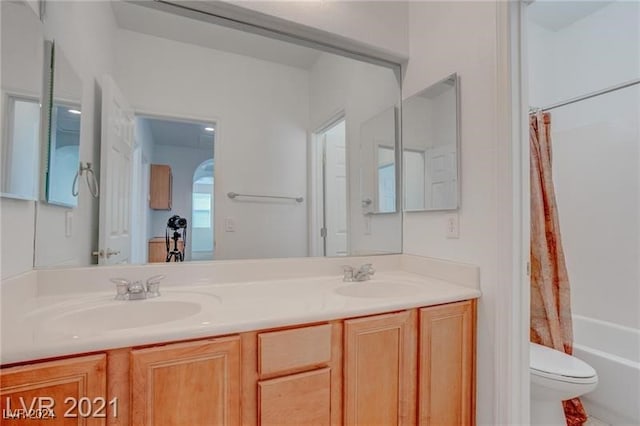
xmin=530 ymin=78 xmax=640 ymax=114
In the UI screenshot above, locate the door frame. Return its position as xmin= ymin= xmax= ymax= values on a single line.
xmin=495 ymin=1 xmax=530 ymax=424
xmin=309 ymin=110 xmax=347 ymax=257
xmin=132 ymin=108 xmax=220 ymax=262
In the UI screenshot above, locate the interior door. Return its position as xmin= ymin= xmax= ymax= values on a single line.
xmin=323 ymin=120 xmax=348 ymax=256
xmin=427 ymin=144 xmax=457 ymax=208
xmin=98 ymin=75 xmax=133 ymax=265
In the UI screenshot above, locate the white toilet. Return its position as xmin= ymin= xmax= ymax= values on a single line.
xmin=530 ymin=342 xmax=598 ymax=425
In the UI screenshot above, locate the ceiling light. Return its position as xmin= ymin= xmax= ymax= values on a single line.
xmin=68 ymin=109 xmax=81 ymax=115
xmin=204 ymin=127 xmax=215 ymax=132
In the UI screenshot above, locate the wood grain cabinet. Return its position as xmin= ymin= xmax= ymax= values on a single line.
xmin=149 ymin=164 xmax=172 ymax=210
xmin=419 ymin=300 xmax=476 ymax=426
xmin=130 ymin=336 xmax=241 ymax=426
xmin=256 ymin=324 xmax=337 ymax=426
xmin=0 ymin=354 xmax=107 ymax=425
xmin=343 ymin=311 xmax=418 ymax=426
xmin=0 ymin=300 xmax=476 ymax=426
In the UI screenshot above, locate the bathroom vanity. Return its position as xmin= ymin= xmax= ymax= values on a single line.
xmin=0 ymin=256 xmax=479 ymax=426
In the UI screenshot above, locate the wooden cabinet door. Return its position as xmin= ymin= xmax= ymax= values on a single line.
xmin=419 ymin=301 xmax=476 ymax=426
xmin=343 ymin=311 xmax=417 ymax=426
xmin=149 ymin=164 xmax=172 ymax=210
xmin=131 ymin=336 xmax=241 ymax=426
xmin=0 ymin=354 xmax=107 ymax=425
xmin=259 ymin=368 xmax=331 ymax=426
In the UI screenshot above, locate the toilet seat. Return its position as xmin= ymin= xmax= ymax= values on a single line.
xmin=530 ymin=342 xmax=597 ymax=384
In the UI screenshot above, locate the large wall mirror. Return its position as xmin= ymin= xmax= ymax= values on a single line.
xmin=403 ymin=73 xmax=460 ymax=211
xmin=15 ymin=0 xmax=402 ymax=269
xmin=0 ymin=1 xmax=44 ymax=201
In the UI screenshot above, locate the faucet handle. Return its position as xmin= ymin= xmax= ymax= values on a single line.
xmin=146 ymin=274 xmax=165 ymax=298
xmin=342 ymin=265 xmax=354 ymax=282
xmin=360 ymin=263 xmax=374 ymax=272
xmin=110 ymin=278 xmax=130 ymax=300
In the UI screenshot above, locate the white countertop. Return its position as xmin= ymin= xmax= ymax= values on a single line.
xmin=1 ymin=260 xmax=480 ymax=365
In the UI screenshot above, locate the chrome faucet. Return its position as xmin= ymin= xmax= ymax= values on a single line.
xmin=111 ymin=275 xmax=165 ymax=300
xmin=342 ymin=264 xmax=375 ymax=282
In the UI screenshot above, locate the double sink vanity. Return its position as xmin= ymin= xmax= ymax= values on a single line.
xmin=0 ymin=255 xmax=479 ymax=425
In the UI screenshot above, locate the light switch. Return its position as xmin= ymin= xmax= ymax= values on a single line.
xmin=65 ymin=211 xmax=73 ymax=237
xmin=446 ymin=214 xmax=459 ymax=239
xmin=224 ymin=217 xmax=236 ymax=232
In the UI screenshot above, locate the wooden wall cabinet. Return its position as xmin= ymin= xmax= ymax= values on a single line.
xmin=130 ymin=336 xmax=241 ymax=426
xmin=0 ymin=354 xmax=107 ymax=425
xmin=149 ymin=164 xmax=172 ymax=210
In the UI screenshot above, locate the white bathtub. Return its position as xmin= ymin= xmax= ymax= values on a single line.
xmin=573 ymin=315 xmax=640 ymax=425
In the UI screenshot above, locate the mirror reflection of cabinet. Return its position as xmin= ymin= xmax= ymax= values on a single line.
xmin=403 ymin=74 xmax=460 ymax=212
xmin=149 ymin=164 xmax=172 ymax=210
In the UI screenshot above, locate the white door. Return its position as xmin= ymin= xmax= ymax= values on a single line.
xmin=98 ymin=75 xmax=133 ymax=264
xmin=324 ymin=120 xmax=348 ymax=256
xmin=427 ymin=143 xmax=457 ymax=209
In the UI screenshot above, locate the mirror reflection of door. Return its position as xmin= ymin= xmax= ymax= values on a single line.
xmin=319 ymin=119 xmax=348 ymax=257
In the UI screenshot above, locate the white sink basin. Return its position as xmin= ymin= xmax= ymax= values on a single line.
xmin=335 ymin=281 xmax=423 ymax=298
xmin=43 ymin=300 xmax=202 ymax=336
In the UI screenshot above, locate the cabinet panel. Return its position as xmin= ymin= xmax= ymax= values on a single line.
xmin=131 ymin=336 xmax=240 ymax=426
xmin=259 ymin=368 xmax=331 ymax=426
xmin=149 ymin=164 xmax=172 ymax=210
xmin=419 ymin=301 xmax=475 ymax=426
xmin=0 ymin=354 xmax=107 ymax=426
xmin=258 ymin=323 xmax=331 ymax=378
xmin=344 ymin=311 xmax=417 ymax=426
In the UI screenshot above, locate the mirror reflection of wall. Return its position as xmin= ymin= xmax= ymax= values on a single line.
xmin=403 ymin=74 xmax=460 ymax=211
xmin=0 ymin=1 xmax=44 ymax=201
xmin=45 ymin=43 xmax=83 ymax=207
xmin=3 ymin=0 xmax=402 ymax=272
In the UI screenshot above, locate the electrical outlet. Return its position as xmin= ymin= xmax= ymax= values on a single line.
xmin=446 ymin=214 xmax=459 ymax=239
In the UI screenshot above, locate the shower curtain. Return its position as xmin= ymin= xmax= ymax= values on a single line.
xmin=529 ymin=112 xmax=587 ymax=426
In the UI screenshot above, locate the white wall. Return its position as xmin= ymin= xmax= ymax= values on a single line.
xmin=227 ymin=0 xmax=409 ymax=59
xmin=308 ymin=52 xmax=402 ymax=255
xmin=403 ymin=2 xmax=500 ymax=424
xmin=528 ymin=1 xmax=640 ymax=330
xmin=1 ymin=1 xmax=117 ymax=277
xmin=115 ymin=29 xmax=309 ymax=260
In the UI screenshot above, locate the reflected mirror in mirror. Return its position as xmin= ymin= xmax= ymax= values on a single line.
xmin=0 ymin=1 xmax=44 ymax=201
xmin=361 ymin=106 xmax=398 ymax=214
xmin=45 ymin=42 xmax=83 ymax=207
xmin=27 ymin=0 xmax=402 ymax=268
xmin=403 ymin=73 xmax=460 ymax=211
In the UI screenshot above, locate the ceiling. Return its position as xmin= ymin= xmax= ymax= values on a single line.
xmin=143 ymin=117 xmax=215 ymax=151
xmin=528 ymin=1 xmax=615 ymax=31
xmin=111 ymin=1 xmax=322 ymax=70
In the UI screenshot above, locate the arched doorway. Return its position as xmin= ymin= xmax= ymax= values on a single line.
xmin=191 ymin=159 xmax=214 ymax=260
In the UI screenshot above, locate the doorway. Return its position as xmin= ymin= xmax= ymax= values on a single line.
xmin=313 ymin=117 xmax=348 ymax=257
xmin=131 ymin=115 xmax=216 ymax=263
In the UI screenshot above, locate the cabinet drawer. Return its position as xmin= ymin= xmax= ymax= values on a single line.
xmin=258 ymin=324 xmax=331 ymax=377
xmin=259 ymin=368 xmax=331 ymax=426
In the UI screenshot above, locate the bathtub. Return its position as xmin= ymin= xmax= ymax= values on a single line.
xmin=572 ymin=315 xmax=640 ymax=425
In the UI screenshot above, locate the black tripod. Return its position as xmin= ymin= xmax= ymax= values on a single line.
xmin=165 ymin=227 xmax=187 ymax=262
